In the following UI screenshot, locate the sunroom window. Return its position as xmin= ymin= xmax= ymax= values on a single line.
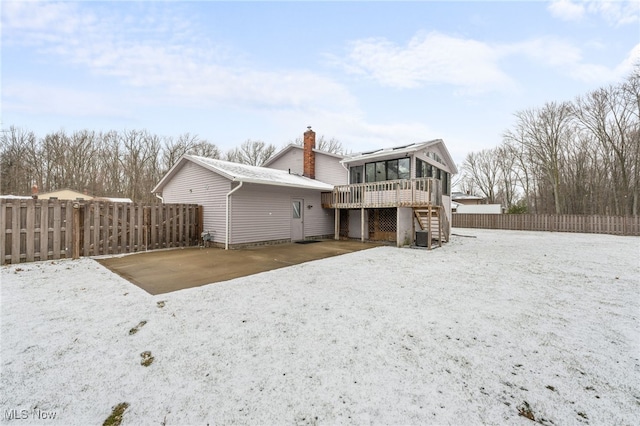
xmin=349 ymin=165 xmax=363 ymax=184
xmin=364 ymin=158 xmax=410 ymax=182
xmin=416 ymin=159 xmax=450 ymax=195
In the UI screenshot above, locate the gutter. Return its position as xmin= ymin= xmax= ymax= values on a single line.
xmin=225 ymin=181 xmax=244 ymax=250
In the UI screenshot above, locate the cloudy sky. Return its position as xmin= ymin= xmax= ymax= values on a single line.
xmin=2 ymin=0 xmax=638 ymax=164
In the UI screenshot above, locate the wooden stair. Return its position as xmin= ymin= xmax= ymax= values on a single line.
xmin=414 ymin=207 xmax=446 ymax=249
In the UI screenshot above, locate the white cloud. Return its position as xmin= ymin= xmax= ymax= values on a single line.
xmin=548 ymin=0 xmax=586 ymax=21
xmin=506 ymin=37 xmax=584 ymax=68
xmin=506 ymin=37 xmax=640 ymax=83
xmin=2 ymin=2 xmax=359 ymax=117
xmin=3 ymin=82 xmax=130 ymax=118
xmin=587 ymin=0 xmax=640 ymax=26
xmin=334 ymin=31 xmax=518 ymax=95
xmin=548 ymin=0 xmax=640 ymax=26
xmin=337 ymin=30 xmax=638 ymax=92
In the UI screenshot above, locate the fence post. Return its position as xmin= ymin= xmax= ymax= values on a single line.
xmin=144 ymin=206 xmax=151 ymax=250
xmin=72 ymin=202 xmax=81 ymax=259
xmin=0 ymin=200 xmax=6 ymax=265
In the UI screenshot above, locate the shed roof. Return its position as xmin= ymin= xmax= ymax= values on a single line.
xmin=152 ymin=155 xmax=335 ymax=194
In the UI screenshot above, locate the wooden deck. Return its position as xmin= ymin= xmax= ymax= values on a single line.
xmin=321 ymin=178 xmax=442 ymax=209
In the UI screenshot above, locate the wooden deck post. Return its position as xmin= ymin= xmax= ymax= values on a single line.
xmin=427 ymin=205 xmax=432 ymax=250
xmin=334 ymin=207 xmax=339 ymax=240
xmin=361 ymin=208 xmax=365 ymax=242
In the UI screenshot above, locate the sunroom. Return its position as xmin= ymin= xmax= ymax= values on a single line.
xmin=321 ymin=139 xmax=458 ymax=248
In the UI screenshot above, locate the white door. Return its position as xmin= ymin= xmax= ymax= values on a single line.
xmin=291 ymin=199 xmax=304 ymax=241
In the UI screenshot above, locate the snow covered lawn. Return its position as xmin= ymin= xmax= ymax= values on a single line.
xmin=1 ymin=229 xmax=639 ymax=425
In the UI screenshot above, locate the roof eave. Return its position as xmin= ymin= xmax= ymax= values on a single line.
xmin=233 ymin=176 xmax=333 ymax=191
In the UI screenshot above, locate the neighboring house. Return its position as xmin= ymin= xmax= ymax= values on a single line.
xmin=0 ymin=195 xmax=32 ymax=200
xmin=451 ymin=191 xmax=503 ymax=214
xmin=37 ymin=189 xmax=93 ymax=200
xmin=40 ymin=189 xmax=133 ymax=203
xmin=323 ymin=139 xmax=458 ymax=247
xmin=153 ymin=128 xmax=458 ymax=249
xmin=452 ymin=191 xmax=485 ymax=205
xmin=1 ymin=188 xmax=132 ymax=203
xmin=455 ymin=204 xmax=503 ymax=214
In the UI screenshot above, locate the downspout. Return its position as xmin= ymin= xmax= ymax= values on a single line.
xmin=155 ymin=193 xmax=164 ymax=203
xmin=225 ymin=181 xmax=244 ymax=250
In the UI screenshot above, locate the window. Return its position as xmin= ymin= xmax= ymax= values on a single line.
xmin=398 ymin=158 xmax=410 ymax=179
xmin=365 ymin=163 xmax=376 ymax=183
xmin=416 ymin=159 xmax=433 ymax=178
xmin=417 ymin=159 xmax=450 ymax=195
xmin=349 ymin=165 xmax=363 ymax=184
xmin=364 ymin=158 xmax=411 ymax=182
xmin=375 ymin=161 xmax=386 ymax=181
xmin=386 ymin=160 xmax=399 ymax=180
xmin=443 ymin=172 xmax=451 ymax=195
xmin=292 ymin=200 xmax=301 ymax=219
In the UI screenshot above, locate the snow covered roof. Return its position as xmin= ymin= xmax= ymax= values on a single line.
xmin=452 ymin=192 xmax=484 ymax=201
xmin=0 ymin=195 xmax=33 ymax=200
xmin=96 ymin=197 xmax=133 ymax=203
xmin=153 ymin=155 xmax=335 ymax=193
xmin=342 ymin=139 xmax=458 ymax=174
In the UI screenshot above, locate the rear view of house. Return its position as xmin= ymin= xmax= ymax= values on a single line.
xmin=152 ymin=132 xmax=336 ymax=248
xmin=323 ymin=139 xmax=458 ymax=247
xmin=153 ymin=127 xmax=458 ymax=249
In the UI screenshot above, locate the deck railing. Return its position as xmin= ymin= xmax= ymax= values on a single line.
xmin=322 ymin=178 xmax=442 ymax=209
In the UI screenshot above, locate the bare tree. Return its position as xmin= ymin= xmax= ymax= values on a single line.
xmin=161 ymin=133 xmax=221 ymax=172
xmin=226 ymin=139 xmax=276 ymax=166
xmin=494 ymin=143 xmax=519 ymax=209
xmin=573 ymin=69 xmax=639 ymax=215
xmin=119 ymin=130 xmax=162 ymax=203
xmin=291 ymin=135 xmax=346 ymax=155
xmin=0 ymin=126 xmax=38 ymax=195
xmin=505 ymin=102 xmax=573 ymax=214
xmin=461 ymin=149 xmax=500 ymax=203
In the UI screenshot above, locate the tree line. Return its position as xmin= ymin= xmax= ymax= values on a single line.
xmin=0 ymin=127 xmax=345 ymax=203
xmin=458 ymin=67 xmax=640 ymax=216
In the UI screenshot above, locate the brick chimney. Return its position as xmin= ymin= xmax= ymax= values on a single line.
xmin=31 ymin=184 xmax=38 ymax=199
xmin=303 ymin=126 xmax=316 ymax=179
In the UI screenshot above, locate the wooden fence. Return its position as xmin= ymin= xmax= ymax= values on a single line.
xmin=452 ymin=214 xmax=640 ymax=236
xmin=1 ymin=199 xmax=203 ymax=265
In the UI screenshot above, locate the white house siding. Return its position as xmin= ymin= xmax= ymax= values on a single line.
xmin=266 ymin=148 xmax=346 ymax=186
xmin=315 ymin=153 xmax=348 ymax=186
xmin=413 ymin=150 xmax=455 ymax=175
xmin=161 ymin=161 xmax=230 ymax=244
xmin=302 ymin=193 xmax=335 ymax=238
xmin=229 ymin=183 xmax=334 ymax=245
xmin=266 ymin=149 xmax=304 ymax=175
xmin=442 ymin=194 xmax=452 ymax=224
xmin=456 ymin=204 xmax=502 ymax=214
